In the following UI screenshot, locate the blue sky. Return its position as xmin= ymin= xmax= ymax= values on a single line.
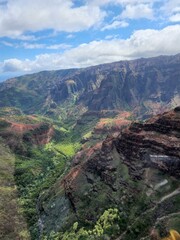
xmin=0 ymin=0 xmax=180 ymax=81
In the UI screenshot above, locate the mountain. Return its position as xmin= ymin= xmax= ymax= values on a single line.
xmin=38 ymin=107 xmax=180 ymax=239
xmin=0 ymin=54 xmax=179 ymax=240
xmin=0 ymin=54 xmax=180 ymax=118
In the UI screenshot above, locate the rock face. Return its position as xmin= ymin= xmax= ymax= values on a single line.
xmin=0 ymin=54 xmax=179 ymax=116
xmin=39 ymin=108 xmax=180 ymax=239
xmin=115 ymin=107 xmax=180 ymax=178
xmin=0 ymin=119 xmax=54 ymax=151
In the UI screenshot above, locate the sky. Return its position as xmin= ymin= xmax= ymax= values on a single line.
xmin=0 ymin=0 xmax=180 ymax=81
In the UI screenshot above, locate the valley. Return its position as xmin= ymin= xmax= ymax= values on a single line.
xmin=0 ymin=54 xmax=179 ymax=240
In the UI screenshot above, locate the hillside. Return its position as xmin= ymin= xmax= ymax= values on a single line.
xmin=0 ymin=139 xmax=30 ymax=240
xmin=0 ymin=54 xmax=180 ymax=118
xmin=37 ymin=107 xmax=180 ymax=239
xmin=0 ymin=54 xmax=179 ymax=240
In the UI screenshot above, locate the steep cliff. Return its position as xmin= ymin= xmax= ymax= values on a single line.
xmin=39 ymin=107 xmax=180 ymax=239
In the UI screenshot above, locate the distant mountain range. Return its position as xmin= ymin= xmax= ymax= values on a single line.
xmin=0 ymin=54 xmax=180 ymax=118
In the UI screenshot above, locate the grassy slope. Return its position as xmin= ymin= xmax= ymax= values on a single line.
xmin=0 ymin=139 xmax=30 ymax=240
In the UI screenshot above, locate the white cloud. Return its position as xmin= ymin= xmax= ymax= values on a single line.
xmin=1 ymin=41 xmax=72 ymax=50
xmin=88 ymin=1 xmax=155 ymax=22
xmin=170 ymin=13 xmax=180 ymax=22
xmin=22 ymin=43 xmax=46 ymax=49
xmin=0 ymin=0 xmax=177 ymax=39
xmin=1 ymin=40 xmax=14 ymax=47
xmin=88 ymin=0 xmax=180 ymax=23
xmin=66 ymin=34 xmax=75 ymax=39
xmin=13 ymin=35 xmax=38 ymax=41
xmin=161 ymin=0 xmax=180 ymax=22
xmin=105 ymin=34 xmax=120 ymax=39
xmin=162 ymin=0 xmax=180 ymax=14
xmin=88 ymin=0 xmax=157 ymax=6
xmin=46 ymin=44 xmax=72 ymax=50
xmin=21 ymin=42 xmax=72 ymax=50
xmin=120 ymin=4 xmax=154 ymax=19
xmin=2 ymin=58 xmax=32 ymax=72
xmin=1 ymin=24 xmax=180 ymax=73
xmin=0 ymin=0 xmax=105 ymax=38
xmin=101 ymin=20 xmax=129 ymax=31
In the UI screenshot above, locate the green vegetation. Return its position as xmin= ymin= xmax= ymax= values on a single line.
xmin=0 ymin=139 xmax=30 ymax=240
xmin=45 ymin=142 xmax=81 ymax=158
xmin=0 ymin=114 xmax=178 ymax=240
xmin=0 ymin=108 xmax=83 ymax=239
xmin=0 ymin=119 xmax=11 ymax=129
xmin=82 ymin=131 xmax=92 ymax=139
xmin=0 ymin=102 xmax=179 ymax=240
xmin=72 ymin=114 xmax=99 ymax=142
xmin=43 ymin=208 xmax=125 ymax=240
xmin=14 ymin=138 xmax=80 ymax=239
xmin=0 ymin=107 xmax=23 ymax=117
xmin=0 ymin=106 xmax=101 ymax=239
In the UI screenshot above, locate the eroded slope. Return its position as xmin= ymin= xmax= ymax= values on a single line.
xmin=39 ymin=107 xmax=180 ymax=239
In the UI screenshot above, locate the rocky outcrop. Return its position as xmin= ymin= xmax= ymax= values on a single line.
xmin=93 ymin=111 xmax=131 ymax=134
xmin=0 ymin=119 xmax=54 ymax=151
xmin=39 ymin=108 xmax=180 ymax=238
xmin=22 ymin=123 xmax=54 ymax=145
xmin=115 ymin=107 xmax=180 ymax=178
xmin=64 ymin=107 xmax=180 ymax=197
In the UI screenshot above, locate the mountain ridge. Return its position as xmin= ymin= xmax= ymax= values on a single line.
xmin=0 ymin=53 xmax=180 ymax=117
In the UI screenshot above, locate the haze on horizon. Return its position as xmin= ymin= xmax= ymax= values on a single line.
xmin=0 ymin=0 xmax=180 ymax=81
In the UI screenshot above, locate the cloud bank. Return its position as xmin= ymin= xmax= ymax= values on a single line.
xmin=0 ymin=0 xmax=180 ymax=79
xmin=1 ymin=25 xmax=180 ymax=73
xmin=0 ymin=0 xmax=105 ymax=37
